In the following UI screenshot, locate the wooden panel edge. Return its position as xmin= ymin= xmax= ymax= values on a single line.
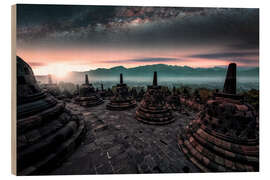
xmin=11 ymin=4 xmax=17 ymax=176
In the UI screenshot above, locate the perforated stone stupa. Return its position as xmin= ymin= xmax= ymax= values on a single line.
xmin=106 ymin=73 xmax=136 ymax=110
xmin=99 ymin=83 xmax=106 ymax=98
xmin=16 ymin=56 xmax=86 ymax=175
xmin=74 ymin=74 xmax=104 ymax=107
xmin=178 ymin=63 xmax=259 ymax=172
xmin=136 ymin=72 xmax=174 ymax=125
xmin=167 ymin=86 xmax=181 ymax=111
xmin=43 ymin=74 xmax=61 ymax=97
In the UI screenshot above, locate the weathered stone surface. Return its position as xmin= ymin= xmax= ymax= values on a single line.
xmin=74 ymin=74 xmax=104 ymax=107
xmin=106 ymin=73 xmax=136 ymax=110
xmin=167 ymin=87 xmax=181 ymax=111
xmin=223 ymin=63 xmax=236 ymax=94
xmin=214 ymin=63 xmax=243 ymax=100
xmin=17 ymin=56 xmax=86 ymax=175
xmin=136 ymin=72 xmax=174 ymax=125
xmin=178 ymin=63 xmax=259 ymax=172
xmin=50 ymin=101 xmax=200 ymax=175
xmin=42 ymin=74 xmax=61 ymax=98
xmin=180 ymin=98 xmax=203 ymax=112
xmin=136 ymin=89 xmax=145 ymax=102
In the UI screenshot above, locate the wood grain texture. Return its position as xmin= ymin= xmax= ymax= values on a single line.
xmin=11 ymin=4 xmax=17 ymax=175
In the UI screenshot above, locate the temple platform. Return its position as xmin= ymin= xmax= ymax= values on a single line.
xmin=49 ymin=100 xmax=200 ymax=174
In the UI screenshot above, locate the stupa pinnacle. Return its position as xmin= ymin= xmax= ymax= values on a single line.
xmin=223 ymin=63 xmax=236 ymax=94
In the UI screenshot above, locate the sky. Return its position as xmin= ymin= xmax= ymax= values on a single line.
xmin=16 ymin=5 xmax=259 ymax=77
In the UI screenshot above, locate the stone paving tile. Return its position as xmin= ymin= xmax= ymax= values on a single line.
xmin=49 ymin=100 xmax=200 ymax=175
xmin=53 ymin=153 xmax=95 ymax=175
xmin=110 ymin=153 xmax=131 ymax=172
xmin=106 ymin=144 xmax=125 ymax=158
xmin=96 ymin=162 xmax=113 ymax=174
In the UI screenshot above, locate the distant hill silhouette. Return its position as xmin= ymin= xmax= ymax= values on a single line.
xmin=71 ymin=64 xmax=259 ymax=77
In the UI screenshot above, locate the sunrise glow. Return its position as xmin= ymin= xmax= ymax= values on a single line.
xmin=16 ymin=5 xmax=259 ymax=77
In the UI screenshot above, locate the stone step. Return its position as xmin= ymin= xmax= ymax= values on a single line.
xmin=135 ymin=114 xmax=174 ymax=125
xmin=106 ymin=102 xmax=136 ymax=111
xmin=199 ymin=122 xmax=258 ymax=146
xmin=17 ymin=102 xmax=65 ymax=134
xmin=178 ymin=139 xmax=209 ymax=172
xmin=80 ymin=99 xmax=104 ymax=107
xmin=18 ymin=118 xmax=68 ymax=150
xmin=185 ymin=133 xmax=254 ymax=171
xmin=138 ymin=105 xmax=170 ymax=114
xmin=18 ymin=118 xmax=86 ymax=175
xmin=191 ymin=120 xmax=259 ymax=156
xmin=180 ymin=137 xmax=229 ymax=172
xmin=136 ymin=109 xmax=173 ymax=119
xmin=17 ymin=119 xmax=78 ymax=171
xmin=17 ymin=95 xmax=57 ymax=119
xmin=193 ymin=128 xmax=259 ymax=162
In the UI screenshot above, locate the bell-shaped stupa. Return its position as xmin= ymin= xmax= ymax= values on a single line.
xmin=99 ymin=83 xmax=106 ymax=98
xmin=136 ymin=88 xmax=145 ymax=102
xmin=106 ymin=73 xmax=136 ymax=110
xmin=16 ymin=56 xmax=85 ymax=175
xmin=167 ymin=86 xmax=181 ymax=111
xmin=178 ymin=63 xmax=259 ymax=172
xmin=136 ymin=72 xmax=174 ymax=125
xmin=42 ymin=74 xmax=61 ymax=98
xmin=74 ymin=74 xmax=104 ymax=107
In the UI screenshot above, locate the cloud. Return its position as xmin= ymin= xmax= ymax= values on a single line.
xmin=187 ymin=51 xmax=259 ymax=66
xmin=226 ymin=43 xmax=259 ymax=51
xmin=188 ymin=52 xmax=259 ymax=59
xmin=232 ymin=59 xmax=259 ymax=64
xmin=101 ymin=57 xmax=180 ymax=63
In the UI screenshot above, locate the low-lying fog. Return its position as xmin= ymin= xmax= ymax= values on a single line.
xmin=36 ymin=75 xmax=259 ymax=92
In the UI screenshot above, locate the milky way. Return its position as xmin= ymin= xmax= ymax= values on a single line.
xmin=16 ymin=4 xmax=259 ymax=74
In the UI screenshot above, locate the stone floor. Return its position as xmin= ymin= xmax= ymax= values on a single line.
xmin=50 ymin=100 xmax=200 ymax=175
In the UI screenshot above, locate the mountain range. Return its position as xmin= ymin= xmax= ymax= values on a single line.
xmin=70 ymin=64 xmax=259 ymax=77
